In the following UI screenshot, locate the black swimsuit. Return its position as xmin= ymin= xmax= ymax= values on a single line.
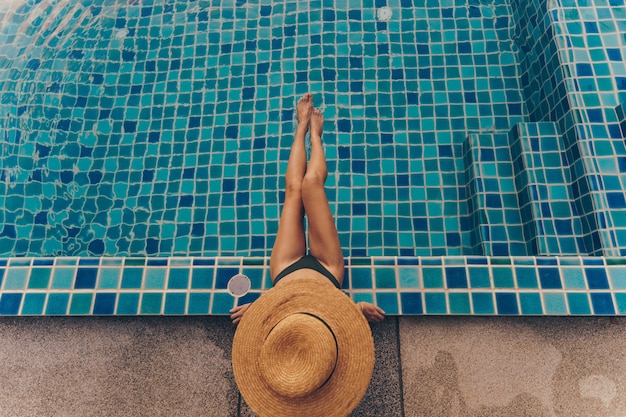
xmin=273 ymin=255 xmax=341 ymax=289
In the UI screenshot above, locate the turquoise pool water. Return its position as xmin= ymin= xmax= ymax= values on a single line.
xmin=0 ymin=0 xmax=626 ymax=316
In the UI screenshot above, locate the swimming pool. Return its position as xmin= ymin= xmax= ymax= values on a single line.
xmin=1 ymin=0 xmax=625 ymax=316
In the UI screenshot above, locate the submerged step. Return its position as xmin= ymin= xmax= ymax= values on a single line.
xmin=463 ymin=133 xmax=526 ymax=256
xmin=509 ymin=122 xmax=586 ymax=255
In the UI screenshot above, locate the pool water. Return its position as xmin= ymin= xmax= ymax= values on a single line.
xmin=0 ymin=0 xmax=626 ymax=316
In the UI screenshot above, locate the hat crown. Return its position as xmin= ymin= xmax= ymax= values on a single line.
xmin=259 ymin=313 xmax=338 ymax=398
xmin=232 ymin=278 xmax=375 ymax=417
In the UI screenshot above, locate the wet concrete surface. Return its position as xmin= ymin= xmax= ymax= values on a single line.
xmin=400 ymin=316 xmax=626 ymax=417
xmin=0 ymin=317 xmax=238 ymax=417
xmin=1 ymin=316 xmax=625 ymax=416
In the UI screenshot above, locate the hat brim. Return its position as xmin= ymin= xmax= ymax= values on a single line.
xmin=232 ymin=277 xmax=375 ymax=417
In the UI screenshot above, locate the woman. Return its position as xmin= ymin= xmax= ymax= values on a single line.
xmin=230 ymin=93 xmax=385 ymax=324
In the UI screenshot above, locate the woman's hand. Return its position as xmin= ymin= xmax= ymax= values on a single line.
xmin=358 ymin=302 xmax=385 ymax=323
xmin=230 ymin=303 xmax=251 ymax=325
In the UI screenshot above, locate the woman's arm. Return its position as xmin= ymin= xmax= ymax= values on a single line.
xmin=230 ymin=303 xmax=251 ymax=325
xmin=357 ymin=302 xmax=385 ymax=323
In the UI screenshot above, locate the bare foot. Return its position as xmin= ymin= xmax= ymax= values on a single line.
xmin=310 ymin=107 xmax=324 ymax=137
xmin=297 ymin=93 xmax=313 ymax=126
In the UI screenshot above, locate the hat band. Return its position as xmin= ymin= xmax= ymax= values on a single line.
xmin=259 ymin=313 xmax=339 ymax=398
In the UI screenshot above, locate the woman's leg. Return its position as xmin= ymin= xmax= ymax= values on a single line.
xmin=269 ymin=93 xmax=312 ymax=281
xmin=301 ymin=108 xmax=345 ymax=285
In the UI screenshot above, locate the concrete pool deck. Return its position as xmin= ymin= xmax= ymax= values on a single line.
xmin=0 ymin=316 xmax=625 ymax=416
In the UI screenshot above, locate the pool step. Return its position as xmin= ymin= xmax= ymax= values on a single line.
xmin=509 ymin=122 xmax=587 ymax=255
xmin=463 ymin=133 xmax=527 ymax=256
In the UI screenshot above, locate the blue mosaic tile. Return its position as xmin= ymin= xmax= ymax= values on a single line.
xmin=164 ymin=293 xmax=187 ymax=315
xmin=351 ymin=268 xmax=372 ymax=289
xmin=46 ymin=293 xmax=70 ymax=315
xmin=117 ymin=293 xmax=140 ymax=315
xmin=168 ymin=269 xmax=190 ymax=290
xmin=238 ymin=292 xmax=262 ymax=306
xmin=608 ymin=267 xmax=626 ymax=289
xmin=70 ymin=293 xmax=93 ymax=315
xmin=583 ymin=259 xmax=605 ymax=266
xmin=21 ymin=293 xmax=46 ymax=315
xmin=75 ymin=269 xmax=97 ymax=289
xmin=424 ymin=293 xmax=447 ymax=314
xmin=145 ymin=269 xmax=167 ymax=289
xmin=0 ymin=0 xmax=625 ymax=316
xmin=352 ymin=292 xmax=375 ymax=305
xmin=543 ymin=293 xmax=568 ymax=315
xmin=398 ymin=258 xmax=420 ymax=266
xmin=0 ymin=293 xmax=22 ymax=315
xmin=562 ymin=268 xmax=587 ymax=289
xmin=121 ymin=268 xmax=143 ymax=289
xmin=516 ymin=267 xmax=539 ymax=288
xmin=28 ymin=268 xmax=50 ymax=289
xmin=472 ymin=292 xmax=495 ymax=315
xmin=469 ymin=267 xmax=491 ymax=288
xmin=98 ymin=269 xmax=121 ymax=289
xmin=141 ymin=293 xmax=163 ymax=315
xmin=94 ymin=293 xmax=117 ymax=315
xmin=0 ymin=0 xmax=590 ymax=260
xmin=400 ymin=292 xmax=423 ymax=315
xmin=509 ymin=122 xmax=585 ymax=255
xmin=423 ymin=267 xmax=443 ymax=288
xmin=376 ymin=293 xmax=399 ymax=315
xmin=539 ymin=268 xmax=562 ymax=289
xmin=496 ymin=293 xmax=519 ymax=315
xmin=211 ymin=292 xmax=235 ymax=315
xmin=615 ymin=293 xmax=626 ymax=314
xmin=446 ymin=267 xmax=468 ymax=289
xmin=493 ymin=265 xmax=516 ymax=288
xmin=375 ymin=268 xmax=396 ymax=289
xmin=463 ymin=134 xmax=527 ymax=256
xmin=398 ymin=267 xmax=420 ymax=288
xmin=1 ymin=256 xmax=626 ymax=316
xmin=101 ymin=259 xmax=123 ymax=266
xmin=567 ymin=293 xmax=592 ymax=315
xmin=52 ymin=268 xmax=75 ymax=289
xmin=585 ymin=268 xmax=610 ymax=289
xmin=242 ymin=268 xmax=265 ymax=290
xmin=215 ymin=268 xmax=239 ymax=290
xmin=519 ymin=293 xmax=543 ymax=315
xmin=188 ymin=293 xmax=211 ymax=315
xmin=590 ymin=293 xmax=615 ymax=315
xmin=449 ymin=293 xmax=471 ymax=314
xmin=191 ymin=268 xmax=214 ymax=289
xmin=4 ymin=268 xmax=29 ymax=290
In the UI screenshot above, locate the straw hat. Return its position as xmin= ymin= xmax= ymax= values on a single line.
xmin=232 ymin=277 xmax=375 ymax=417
